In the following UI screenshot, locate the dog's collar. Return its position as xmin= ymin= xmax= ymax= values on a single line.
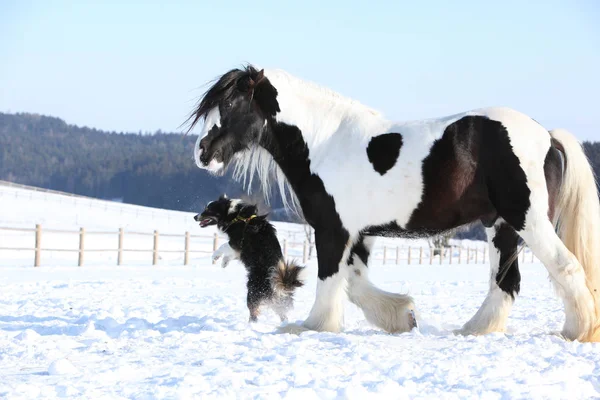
xmin=221 ymin=214 xmax=257 ymax=233
xmin=232 ymin=214 xmax=257 ymax=224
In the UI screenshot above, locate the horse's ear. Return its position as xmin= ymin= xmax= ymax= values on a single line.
xmin=249 ymin=72 xmax=280 ymax=117
xmin=255 ymin=69 xmax=265 ymax=85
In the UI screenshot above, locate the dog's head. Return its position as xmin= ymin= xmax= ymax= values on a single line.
xmin=194 ymin=194 xmax=259 ymax=229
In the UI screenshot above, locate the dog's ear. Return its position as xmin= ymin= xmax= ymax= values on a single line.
xmin=219 ymin=193 xmax=228 ymax=200
xmin=239 ymin=204 xmax=257 ymax=218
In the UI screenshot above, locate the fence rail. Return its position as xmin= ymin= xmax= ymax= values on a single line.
xmin=0 ymin=224 xmax=537 ymax=267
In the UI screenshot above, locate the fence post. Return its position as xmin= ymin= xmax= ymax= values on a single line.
xmin=430 ymin=248 xmax=433 ymax=265
xmin=283 ymin=239 xmax=288 ymax=258
xmin=467 ymin=248 xmax=470 ymax=264
xmin=212 ymin=233 xmax=219 ymax=265
xmin=483 ymin=247 xmax=487 ymax=264
xmin=383 ymin=246 xmax=387 ymax=264
xmin=78 ymin=227 xmax=85 ymax=267
xmin=475 ymin=247 xmax=478 ymax=264
xmin=440 ymin=247 xmax=443 ymax=264
xmin=408 ymin=247 xmax=411 ymax=265
xmin=303 ymin=240 xmax=308 ymax=263
xmin=459 ymin=246 xmax=462 ymax=263
xmin=419 ymin=247 xmax=423 ymax=265
xmin=449 ymin=246 xmax=452 ymax=264
xmin=117 ymin=228 xmax=124 ymax=266
xmin=396 ymin=246 xmax=400 ymax=265
xmin=153 ymin=230 xmax=159 ymax=265
xmin=184 ymin=231 xmax=190 ymax=266
xmin=34 ymin=224 xmax=42 ymax=267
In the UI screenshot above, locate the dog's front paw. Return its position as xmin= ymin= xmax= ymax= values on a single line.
xmin=221 ymin=256 xmax=231 ymax=268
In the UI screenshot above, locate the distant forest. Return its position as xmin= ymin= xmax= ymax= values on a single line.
xmin=3 ymin=112 xmax=600 ymax=241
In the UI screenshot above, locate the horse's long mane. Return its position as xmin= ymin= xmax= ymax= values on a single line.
xmin=183 ymin=65 xmax=259 ymax=134
xmin=231 ymin=145 xmax=303 ymax=220
xmin=262 ymin=68 xmax=383 ymax=118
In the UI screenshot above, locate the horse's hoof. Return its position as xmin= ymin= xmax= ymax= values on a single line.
xmin=408 ymin=310 xmax=418 ymax=329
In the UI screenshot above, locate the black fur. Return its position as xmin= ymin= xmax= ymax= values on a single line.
xmin=347 ymin=234 xmax=370 ymax=266
xmin=194 ymin=196 xmax=304 ymax=322
xmin=544 ymin=138 xmax=565 ymax=222
xmin=262 ymin=122 xmax=349 ymax=280
xmin=366 ymin=133 xmax=403 ymax=175
xmin=493 ymin=223 xmax=521 ymax=298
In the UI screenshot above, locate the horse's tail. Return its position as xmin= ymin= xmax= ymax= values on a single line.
xmin=550 ymin=128 xmax=600 ymax=341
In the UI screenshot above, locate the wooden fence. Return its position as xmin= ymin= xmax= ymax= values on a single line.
xmin=0 ymin=224 xmax=312 ymax=267
xmin=0 ymin=224 xmax=537 ymax=267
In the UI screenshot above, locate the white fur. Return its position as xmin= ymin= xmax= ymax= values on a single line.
xmin=458 ymin=224 xmax=514 ymax=335
xmin=232 ymin=146 xmax=302 ymax=218
xmin=212 ymin=243 xmax=239 ymax=268
xmin=279 ymin=271 xmax=348 ymax=334
xmin=227 ymin=199 xmax=241 ymax=215
xmin=194 ymin=107 xmax=222 ymax=172
xmin=346 ymin=242 xmax=417 ymax=333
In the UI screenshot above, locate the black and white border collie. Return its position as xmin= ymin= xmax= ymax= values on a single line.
xmin=194 ymin=195 xmax=305 ymax=323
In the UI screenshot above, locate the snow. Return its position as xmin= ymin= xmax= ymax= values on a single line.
xmin=1 ymin=183 xmax=598 ymax=399
xmin=1 ymin=264 xmax=599 ymax=399
xmin=48 ymin=359 xmax=78 ymax=376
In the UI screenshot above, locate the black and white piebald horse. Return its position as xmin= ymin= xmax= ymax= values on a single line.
xmin=186 ymin=65 xmax=600 ymax=342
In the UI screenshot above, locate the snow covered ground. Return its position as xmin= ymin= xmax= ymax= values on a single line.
xmin=1 ymin=262 xmax=599 ymax=399
xmin=1 ymin=183 xmax=598 ymax=399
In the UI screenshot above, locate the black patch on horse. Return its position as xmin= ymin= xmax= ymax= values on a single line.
xmin=544 ymin=139 xmax=565 ymax=222
xmin=492 ymin=223 xmax=521 ymax=297
xmin=262 ymin=121 xmax=349 ymax=280
xmin=407 ymin=116 xmax=531 ymax=233
xmin=366 ymin=133 xmax=403 ymax=175
xmin=348 ymin=235 xmax=370 ymax=266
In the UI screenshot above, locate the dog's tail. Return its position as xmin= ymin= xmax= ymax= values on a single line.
xmin=271 ymin=259 xmax=305 ymax=295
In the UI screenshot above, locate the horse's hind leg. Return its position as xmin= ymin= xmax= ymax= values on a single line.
xmin=458 ymin=221 xmax=521 ymax=335
xmin=346 ymin=236 xmax=417 ymax=333
xmin=517 ymin=210 xmax=595 ymax=341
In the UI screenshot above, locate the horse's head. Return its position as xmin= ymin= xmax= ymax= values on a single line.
xmin=186 ymin=65 xmax=280 ymax=174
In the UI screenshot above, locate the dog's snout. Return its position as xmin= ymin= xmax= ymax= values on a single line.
xmin=193 ymin=214 xmax=201 ymax=221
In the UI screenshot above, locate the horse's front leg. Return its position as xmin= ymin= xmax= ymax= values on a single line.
xmin=346 ymin=236 xmax=417 ymax=333
xmin=279 ymin=228 xmax=351 ymax=334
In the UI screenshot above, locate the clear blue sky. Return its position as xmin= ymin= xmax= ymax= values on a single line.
xmin=1 ymin=0 xmax=599 ymax=139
